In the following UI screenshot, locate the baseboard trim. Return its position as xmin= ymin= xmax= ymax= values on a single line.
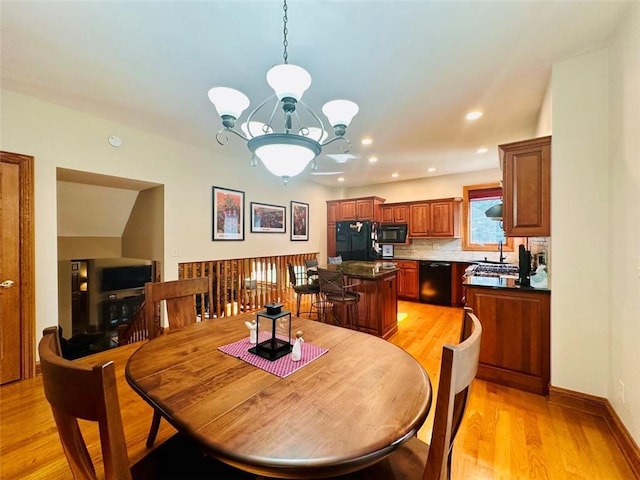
xmin=549 ymin=386 xmax=640 ymax=478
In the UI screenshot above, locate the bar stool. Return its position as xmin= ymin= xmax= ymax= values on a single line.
xmin=316 ymin=267 xmax=360 ymax=329
xmin=288 ymin=263 xmax=320 ymax=318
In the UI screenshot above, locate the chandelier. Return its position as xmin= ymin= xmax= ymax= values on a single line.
xmin=208 ymin=0 xmax=358 ymax=184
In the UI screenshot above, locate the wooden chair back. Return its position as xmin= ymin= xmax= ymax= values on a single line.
xmin=145 ymin=277 xmax=210 ymax=339
xmin=288 ymin=263 xmax=303 ymax=288
xmin=423 ymin=308 xmax=482 ymax=480
xmin=38 ymin=326 xmax=132 ymax=480
xmin=317 ymin=267 xmax=347 ymax=298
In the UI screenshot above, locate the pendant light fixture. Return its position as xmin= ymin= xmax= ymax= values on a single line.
xmin=208 ymin=0 xmax=358 ymax=184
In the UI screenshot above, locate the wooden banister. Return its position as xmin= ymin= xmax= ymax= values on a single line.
xmin=179 ymin=253 xmax=319 ymax=318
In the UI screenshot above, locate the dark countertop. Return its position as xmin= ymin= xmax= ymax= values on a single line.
xmin=390 ymin=257 xmax=478 ymax=264
xmin=316 ymin=261 xmax=399 ymax=280
xmin=464 ymin=276 xmax=550 ymax=293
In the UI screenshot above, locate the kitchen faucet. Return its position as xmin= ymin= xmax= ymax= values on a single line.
xmin=498 ymin=240 xmax=506 ymax=263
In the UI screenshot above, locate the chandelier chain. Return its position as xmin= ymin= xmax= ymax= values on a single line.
xmin=282 ymin=0 xmax=289 ymax=64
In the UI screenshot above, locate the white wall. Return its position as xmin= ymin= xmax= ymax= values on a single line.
xmin=551 ymin=1 xmax=640 ymax=444
xmin=608 ymin=2 xmax=640 ymax=441
xmin=551 ymin=49 xmax=610 ymax=396
xmin=344 ymin=168 xmax=501 ymax=202
xmin=1 ymin=90 xmax=332 ymax=348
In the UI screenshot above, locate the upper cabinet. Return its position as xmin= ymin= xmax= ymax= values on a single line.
xmin=500 ymin=136 xmax=551 ymax=237
xmin=326 ymin=197 xmax=385 ymax=222
xmin=380 ymin=203 xmax=409 ymax=224
xmin=409 ymin=199 xmax=461 ymax=238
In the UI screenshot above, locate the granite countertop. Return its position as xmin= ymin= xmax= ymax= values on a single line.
xmin=319 ymin=261 xmax=399 ymax=280
xmin=391 ymin=257 xmax=479 ymax=264
xmin=464 ymin=276 xmax=551 ymax=292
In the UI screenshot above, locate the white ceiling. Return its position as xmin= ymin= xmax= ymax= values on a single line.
xmin=1 ymin=1 xmax=632 ymax=187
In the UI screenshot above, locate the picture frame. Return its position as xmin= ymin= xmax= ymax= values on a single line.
xmin=290 ymin=201 xmax=309 ymax=241
xmin=212 ymin=186 xmax=245 ymax=241
xmin=250 ymin=202 xmax=286 ymax=233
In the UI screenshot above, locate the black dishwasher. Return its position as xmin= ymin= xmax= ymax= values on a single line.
xmin=419 ymin=261 xmax=452 ymax=306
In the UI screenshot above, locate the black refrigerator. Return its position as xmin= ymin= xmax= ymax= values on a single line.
xmin=335 ymin=221 xmax=381 ymax=261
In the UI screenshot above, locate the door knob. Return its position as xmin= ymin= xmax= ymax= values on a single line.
xmin=1 ymin=280 xmax=15 ymax=289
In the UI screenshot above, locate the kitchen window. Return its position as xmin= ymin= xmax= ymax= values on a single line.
xmin=462 ymin=183 xmax=513 ymax=252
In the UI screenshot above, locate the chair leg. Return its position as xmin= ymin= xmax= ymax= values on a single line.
xmin=146 ymin=410 xmax=162 ymax=447
xmin=296 ymin=294 xmax=302 ymax=317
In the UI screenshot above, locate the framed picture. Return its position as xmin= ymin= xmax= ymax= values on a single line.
xmin=212 ymin=186 xmax=245 ymax=241
xmin=250 ymin=202 xmax=286 ymax=233
xmin=290 ymin=201 xmax=309 ymax=241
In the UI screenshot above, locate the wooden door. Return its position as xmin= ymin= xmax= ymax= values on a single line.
xmin=327 ymin=201 xmax=339 ymax=224
xmin=0 ymin=152 xmax=35 ymax=384
xmin=501 ymin=136 xmax=551 ymax=236
xmin=396 ymin=261 xmax=418 ymax=300
xmin=355 ymin=199 xmax=374 ymax=220
xmin=430 ymin=201 xmax=456 ymax=237
xmin=409 ymin=203 xmax=430 ymax=237
xmin=393 ymin=205 xmax=409 ymax=223
xmin=339 ymin=200 xmax=356 ymax=221
xmin=380 ymin=206 xmax=394 ymax=223
xmin=327 ymin=224 xmax=336 ymax=258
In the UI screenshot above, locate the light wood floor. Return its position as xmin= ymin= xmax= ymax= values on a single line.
xmin=0 ymin=300 xmax=635 ymax=479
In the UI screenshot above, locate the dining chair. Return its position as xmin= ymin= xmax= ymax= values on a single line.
xmin=144 ymin=276 xmax=210 ymax=446
xmin=337 ymin=307 xmax=482 ymax=480
xmin=288 ymin=263 xmax=320 ymax=318
xmin=304 ymin=257 xmax=319 ymax=282
xmin=327 ymin=255 xmax=343 ymax=264
xmin=39 ymin=325 xmax=133 ymax=480
xmin=38 ymin=326 xmax=254 ymax=480
xmin=316 ymin=267 xmax=360 ymax=329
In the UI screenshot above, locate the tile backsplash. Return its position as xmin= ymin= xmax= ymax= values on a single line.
xmin=393 ymin=237 xmax=550 ymax=270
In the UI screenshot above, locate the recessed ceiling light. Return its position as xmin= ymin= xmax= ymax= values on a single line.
xmin=368 ymin=156 xmax=378 ymax=163
xmin=391 ymin=173 xmax=399 ymax=178
xmin=476 ymin=147 xmax=488 ymax=154
xmin=361 ymin=138 xmax=373 ymax=145
xmin=466 ymin=111 xmax=483 ymax=120
xmin=337 ymin=177 xmax=345 ymax=182
xmin=427 ymin=167 xmax=436 ymax=173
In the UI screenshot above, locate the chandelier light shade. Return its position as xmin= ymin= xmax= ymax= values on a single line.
xmin=266 ymin=64 xmax=312 ymax=101
xmin=207 ymin=87 xmax=250 ymax=125
xmin=322 ymin=100 xmax=359 ymax=128
xmin=208 ymin=0 xmax=358 ymax=184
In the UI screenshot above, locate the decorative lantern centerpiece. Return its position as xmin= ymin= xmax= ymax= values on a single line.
xmin=249 ymin=302 xmax=292 ymax=361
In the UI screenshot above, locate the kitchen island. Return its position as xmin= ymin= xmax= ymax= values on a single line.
xmin=464 ymin=276 xmax=550 ymax=395
xmin=319 ymin=261 xmax=399 ymax=339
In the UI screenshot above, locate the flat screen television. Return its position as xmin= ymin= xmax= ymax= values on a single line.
xmin=101 ymin=265 xmax=152 ymax=292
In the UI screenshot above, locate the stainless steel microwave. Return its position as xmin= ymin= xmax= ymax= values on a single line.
xmin=379 ymin=223 xmax=408 ymax=244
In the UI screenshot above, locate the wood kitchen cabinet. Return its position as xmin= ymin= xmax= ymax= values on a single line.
xmin=464 ymin=282 xmax=550 ymax=395
xmin=451 ymin=262 xmax=471 ymax=306
xmin=500 ymin=136 xmax=551 ymax=237
xmin=408 ymin=199 xmax=461 ymax=238
xmin=327 ymin=196 xmax=385 ymax=222
xmin=326 ymin=197 xmax=385 ymax=257
xmin=395 ymin=260 xmax=419 ymax=300
xmin=327 ymin=223 xmax=337 ymax=257
xmin=380 ymin=203 xmax=409 ymax=224
xmin=351 ymin=270 xmax=398 ymax=339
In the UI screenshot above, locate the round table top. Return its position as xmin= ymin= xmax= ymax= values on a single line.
xmin=126 ymin=312 xmax=431 ymax=478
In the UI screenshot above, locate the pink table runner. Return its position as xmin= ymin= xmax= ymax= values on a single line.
xmin=218 ymin=333 xmax=328 ymax=378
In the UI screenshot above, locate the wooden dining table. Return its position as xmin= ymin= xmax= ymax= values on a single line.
xmin=125 ymin=311 xmax=432 ymax=479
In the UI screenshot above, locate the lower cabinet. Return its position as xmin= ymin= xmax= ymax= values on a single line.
xmin=351 ymin=271 xmax=398 ymax=340
xmin=395 ymin=260 xmax=419 ymax=300
xmin=465 ymin=285 xmax=550 ymax=395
